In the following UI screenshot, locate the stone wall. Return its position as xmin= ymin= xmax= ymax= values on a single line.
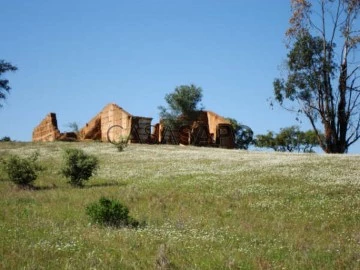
xmin=79 ymin=113 xmax=102 ymax=140
xmin=32 ymin=103 xmax=152 ymax=143
xmin=206 ymin=111 xmax=230 ymax=139
xmin=99 ymin=103 xmax=132 ymax=142
xmin=78 ymin=103 xmax=152 ymax=143
xmin=156 ymin=110 xmax=232 ymax=146
xmin=32 ymin=113 xmax=61 ymax=142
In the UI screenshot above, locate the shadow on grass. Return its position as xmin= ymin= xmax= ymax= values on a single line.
xmin=35 ymin=185 xmax=59 ymax=191
xmin=84 ymin=182 xmax=128 ymax=189
xmin=5 ymin=181 xmax=127 ymax=191
xmin=14 ymin=184 xmax=59 ymax=191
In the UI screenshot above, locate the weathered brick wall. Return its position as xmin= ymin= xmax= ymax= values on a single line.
xmin=100 ymin=103 xmax=132 ymax=142
xmin=79 ymin=113 xmax=102 ymax=140
xmin=157 ymin=111 xmax=230 ymax=145
xmin=32 ymin=103 xmax=153 ymax=143
xmin=32 ymin=113 xmax=61 ymax=142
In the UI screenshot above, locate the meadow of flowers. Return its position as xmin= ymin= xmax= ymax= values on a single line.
xmin=0 ymin=141 xmax=359 ymax=269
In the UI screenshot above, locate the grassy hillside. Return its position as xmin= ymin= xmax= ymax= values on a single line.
xmin=1 ymin=142 xmax=360 ymax=269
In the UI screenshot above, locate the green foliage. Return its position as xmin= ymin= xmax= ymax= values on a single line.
xmin=273 ymin=0 xmax=360 ymax=153
xmin=0 ymin=60 xmax=18 ymax=107
xmin=86 ymin=197 xmax=140 ymax=228
xmin=0 ymin=136 xmax=11 ymax=142
xmin=61 ymin=148 xmax=99 ymax=187
xmin=159 ymin=84 xmax=203 ymax=128
xmin=226 ymin=118 xmax=254 ymax=150
xmin=255 ymin=131 xmax=277 ymax=150
xmin=274 ymin=33 xmax=335 ymax=110
xmin=2 ymin=151 xmax=42 ymax=187
xmin=255 ymin=126 xmax=320 ymax=153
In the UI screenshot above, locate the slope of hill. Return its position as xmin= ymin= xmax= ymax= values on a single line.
xmin=1 ymin=142 xmax=359 ymax=269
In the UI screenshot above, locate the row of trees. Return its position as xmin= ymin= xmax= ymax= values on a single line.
xmin=3 ymin=0 xmax=360 ymax=153
xmin=254 ymin=126 xmax=320 ymax=153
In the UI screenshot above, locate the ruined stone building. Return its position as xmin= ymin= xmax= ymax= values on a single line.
xmin=32 ymin=113 xmax=61 ymax=142
xmin=157 ymin=110 xmax=235 ymax=149
xmin=32 ymin=103 xmax=235 ymax=148
xmin=79 ymin=103 xmax=152 ymax=143
xmin=32 ymin=103 xmax=152 ymax=143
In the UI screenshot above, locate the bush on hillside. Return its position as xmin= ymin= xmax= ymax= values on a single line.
xmin=2 ymin=151 xmax=42 ymax=187
xmin=61 ymin=148 xmax=99 ymax=187
xmin=0 ymin=136 xmax=11 ymax=142
xmin=114 ymin=136 xmax=129 ymax=152
xmin=86 ymin=197 xmax=140 ymax=228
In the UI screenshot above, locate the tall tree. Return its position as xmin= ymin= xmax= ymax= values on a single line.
xmin=273 ymin=0 xmax=360 ymax=153
xmin=0 ymin=60 xmax=18 ymax=108
xmin=158 ymin=84 xmax=203 ymax=127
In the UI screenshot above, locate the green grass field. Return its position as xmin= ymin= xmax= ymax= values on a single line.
xmin=1 ymin=142 xmax=359 ymax=269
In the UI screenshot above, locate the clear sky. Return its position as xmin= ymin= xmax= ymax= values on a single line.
xmin=1 ymin=0 xmax=359 ymax=153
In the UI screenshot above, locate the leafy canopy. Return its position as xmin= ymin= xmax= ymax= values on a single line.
xmin=0 ymin=60 xmax=18 ymax=107
xmin=159 ymin=84 xmax=203 ymax=127
xmin=272 ymin=0 xmax=360 ymax=153
xmin=255 ymin=126 xmax=321 ymax=153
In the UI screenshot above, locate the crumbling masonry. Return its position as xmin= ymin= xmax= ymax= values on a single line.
xmin=32 ymin=103 xmax=152 ymax=143
xmin=32 ymin=103 xmax=235 ymax=148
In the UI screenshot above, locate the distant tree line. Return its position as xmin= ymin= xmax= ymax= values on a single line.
xmin=254 ymin=126 xmax=320 ymax=153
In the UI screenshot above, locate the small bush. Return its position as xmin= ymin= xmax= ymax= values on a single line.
xmin=2 ymin=151 xmax=42 ymax=187
xmin=61 ymin=148 xmax=99 ymax=187
xmin=86 ymin=197 xmax=140 ymax=228
xmin=0 ymin=136 xmax=11 ymax=142
xmin=113 ymin=136 xmax=129 ymax=152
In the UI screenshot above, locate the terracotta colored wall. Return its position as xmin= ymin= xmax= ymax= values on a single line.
xmin=100 ymin=103 xmax=132 ymax=142
xmin=32 ymin=103 xmax=152 ymax=143
xmin=157 ymin=111 xmax=231 ymax=145
xmin=32 ymin=113 xmax=61 ymax=142
xmin=79 ymin=113 xmax=102 ymax=140
xmin=206 ymin=111 xmax=230 ymax=139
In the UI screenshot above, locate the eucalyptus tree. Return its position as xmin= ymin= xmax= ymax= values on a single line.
xmin=273 ymin=0 xmax=360 ymax=153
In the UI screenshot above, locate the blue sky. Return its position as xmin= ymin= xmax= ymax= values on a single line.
xmin=1 ymin=0 xmax=359 ymax=153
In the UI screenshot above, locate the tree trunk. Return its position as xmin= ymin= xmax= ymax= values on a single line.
xmin=337 ymin=59 xmax=348 ymax=153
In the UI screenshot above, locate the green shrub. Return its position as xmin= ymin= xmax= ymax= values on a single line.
xmin=86 ymin=197 xmax=140 ymax=228
xmin=114 ymin=136 xmax=129 ymax=152
xmin=61 ymin=148 xmax=99 ymax=187
xmin=0 ymin=136 xmax=11 ymax=142
xmin=2 ymin=151 xmax=42 ymax=187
